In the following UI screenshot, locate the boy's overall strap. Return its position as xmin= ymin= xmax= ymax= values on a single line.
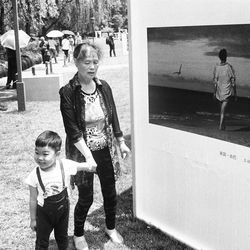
xmin=36 ymin=167 xmax=46 ymax=193
xmin=59 ymin=159 xmax=66 ymax=188
xmin=36 ymin=160 xmax=65 ymax=195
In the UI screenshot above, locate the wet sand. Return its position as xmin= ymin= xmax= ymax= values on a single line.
xmin=149 ymin=85 xmax=250 ymax=147
xmin=149 ymin=73 xmax=250 ymax=98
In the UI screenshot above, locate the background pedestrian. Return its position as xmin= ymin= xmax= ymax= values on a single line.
xmin=5 ymin=47 xmax=17 ymax=89
xmin=107 ymin=33 xmax=116 ymax=57
xmin=39 ymin=37 xmax=49 ymax=64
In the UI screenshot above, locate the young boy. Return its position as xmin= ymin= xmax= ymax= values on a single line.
xmin=25 ymin=130 xmax=96 ymax=249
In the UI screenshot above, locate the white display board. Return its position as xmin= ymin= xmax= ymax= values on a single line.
xmin=128 ymin=1 xmax=250 ymax=249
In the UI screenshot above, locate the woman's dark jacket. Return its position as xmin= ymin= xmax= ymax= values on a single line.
xmin=59 ymin=74 xmax=123 ymax=185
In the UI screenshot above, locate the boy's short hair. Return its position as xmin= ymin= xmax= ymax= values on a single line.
xmin=35 ymin=130 xmax=62 ymax=152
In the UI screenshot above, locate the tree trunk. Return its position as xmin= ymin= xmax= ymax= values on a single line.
xmin=25 ymin=0 xmax=31 ymax=34
xmin=0 ymin=0 xmax=4 ymax=34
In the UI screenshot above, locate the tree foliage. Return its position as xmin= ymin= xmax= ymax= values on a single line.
xmin=111 ymin=14 xmax=123 ymax=32
xmin=0 ymin=0 xmax=128 ymax=36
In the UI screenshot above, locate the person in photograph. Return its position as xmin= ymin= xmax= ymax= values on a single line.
xmin=59 ymin=41 xmax=130 ymax=250
xmin=213 ymin=48 xmax=236 ymax=130
xmin=25 ymin=130 xmax=92 ymax=250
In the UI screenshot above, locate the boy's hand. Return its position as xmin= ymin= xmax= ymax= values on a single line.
xmin=30 ymin=219 xmax=36 ymax=231
xmin=86 ymin=158 xmax=97 ymax=172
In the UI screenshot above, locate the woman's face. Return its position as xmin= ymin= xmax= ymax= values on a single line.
xmin=75 ymin=48 xmax=99 ymax=81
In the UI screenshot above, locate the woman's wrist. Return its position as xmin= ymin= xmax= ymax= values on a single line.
xmin=85 ymin=153 xmax=93 ymax=160
xmin=117 ymin=137 xmax=125 ymax=145
xmin=74 ymin=139 xmax=93 ymax=160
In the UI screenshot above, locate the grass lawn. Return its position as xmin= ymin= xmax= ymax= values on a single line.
xmin=0 ymin=48 xmax=194 ymax=249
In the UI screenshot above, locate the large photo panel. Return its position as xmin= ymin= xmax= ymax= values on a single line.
xmin=148 ymin=24 xmax=250 ymax=147
xmin=129 ymin=0 xmax=250 ymax=249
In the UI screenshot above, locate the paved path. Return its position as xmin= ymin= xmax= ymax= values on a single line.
xmin=0 ymin=38 xmax=128 ymax=103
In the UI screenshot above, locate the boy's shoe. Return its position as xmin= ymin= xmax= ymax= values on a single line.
xmin=73 ymin=235 xmax=89 ymax=250
xmin=105 ymin=228 xmax=124 ymax=244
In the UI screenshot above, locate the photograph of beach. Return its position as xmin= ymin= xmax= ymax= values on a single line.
xmin=148 ymin=24 xmax=250 ymax=147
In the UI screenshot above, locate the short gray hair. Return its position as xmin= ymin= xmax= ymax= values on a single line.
xmin=73 ymin=40 xmax=103 ymax=61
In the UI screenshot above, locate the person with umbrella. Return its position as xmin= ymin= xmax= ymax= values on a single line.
xmin=46 ymin=30 xmax=64 ymax=56
xmin=75 ymin=32 xmax=82 ymax=46
xmin=48 ymin=37 xmax=58 ymax=63
xmin=5 ymin=47 xmax=17 ymax=89
xmin=0 ymin=29 xmax=29 ymax=89
xmin=61 ymin=35 xmax=70 ymax=66
xmin=68 ymin=35 xmax=75 ymax=62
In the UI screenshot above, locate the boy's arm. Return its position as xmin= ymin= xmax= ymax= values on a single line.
xmin=29 ymin=186 xmax=38 ymax=231
xmin=76 ymin=162 xmax=96 ymax=172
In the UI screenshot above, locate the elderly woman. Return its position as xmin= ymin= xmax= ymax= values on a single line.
xmin=59 ymin=40 xmax=130 ymax=250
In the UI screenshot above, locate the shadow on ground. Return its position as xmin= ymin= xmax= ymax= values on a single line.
xmin=0 ymin=86 xmax=17 ymax=102
xmin=48 ymin=187 xmax=193 ymax=250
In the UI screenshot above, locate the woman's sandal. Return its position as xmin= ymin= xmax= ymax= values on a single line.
xmin=105 ymin=228 xmax=124 ymax=244
xmin=73 ymin=235 xmax=89 ymax=250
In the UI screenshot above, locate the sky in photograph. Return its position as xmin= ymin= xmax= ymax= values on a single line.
xmin=147 ymin=24 xmax=250 ymax=88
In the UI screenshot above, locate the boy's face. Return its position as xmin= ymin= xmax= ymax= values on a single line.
xmin=34 ymin=146 xmax=60 ymax=171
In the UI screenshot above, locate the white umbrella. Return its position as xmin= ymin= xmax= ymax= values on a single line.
xmin=0 ymin=29 xmax=30 ymax=50
xmin=62 ymin=30 xmax=75 ymax=36
xmin=46 ymin=30 xmax=64 ymax=38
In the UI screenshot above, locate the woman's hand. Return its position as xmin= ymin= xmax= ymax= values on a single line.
xmin=30 ymin=219 xmax=36 ymax=231
xmin=74 ymin=139 xmax=97 ymax=171
xmin=86 ymin=157 xmax=97 ymax=172
xmin=119 ymin=141 xmax=130 ymax=159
